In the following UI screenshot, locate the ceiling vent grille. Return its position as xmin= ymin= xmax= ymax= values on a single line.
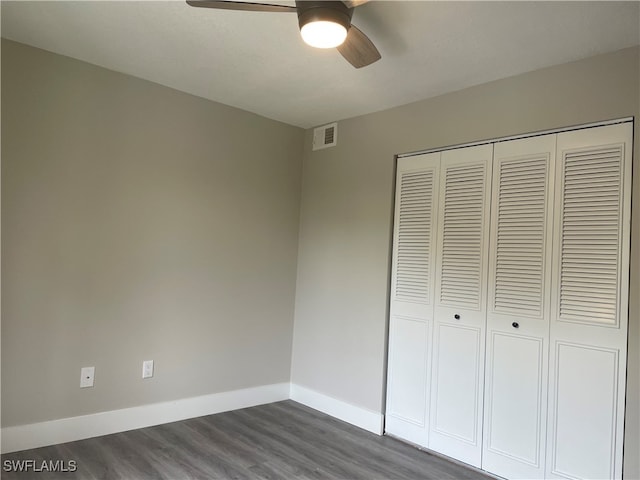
xmin=313 ymin=122 xmax=338 ymax=151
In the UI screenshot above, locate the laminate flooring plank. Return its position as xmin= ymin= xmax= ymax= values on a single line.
xmin=274 ymin=402 xmax=482 ymax=480
xmin=55 ymin=436 xmax=117 ymax=480
xmin=182 ymin=416 xmax=271 ymax=468
xmin=141 ymin=422 xmax=253 ymax=480
xmin=229 ymin=408 xmax=372 ymax=479
xmin=256 ymin=404 xmax=409 ymax=480
xmin=137 ymin=423 xmax=223 ymax=480
xmin=209 ymin=410 xmax=333 ymax=480
xmin=149 ymin=428 xmax=231 ymax=479
xmin=1 ymin=400 xmax=491 ymax=480
xmin=255 ymin=403 xmax=393 ymax=477
xmin=122 ymin=427 xmax=213 ymax=480
xmin=275 ymin=403 xmax=451 ymax=480
xmin=235 ymin=406 xmax=389 ymax=479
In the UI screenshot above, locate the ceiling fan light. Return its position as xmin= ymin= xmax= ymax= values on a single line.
xmin=301 ymin=20 xmax=348 ymax=49
xmin=296 ymin=2 xmax=353 ymax=49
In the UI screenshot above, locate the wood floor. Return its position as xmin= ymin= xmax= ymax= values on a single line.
xmin=1 ymin=400 xmax=491 ymax=480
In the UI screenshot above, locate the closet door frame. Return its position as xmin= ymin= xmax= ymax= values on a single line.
xmin=386 ymin=118 xmax=633 ymax=480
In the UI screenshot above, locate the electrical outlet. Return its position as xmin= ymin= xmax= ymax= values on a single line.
xmin=142 ymin=360 xmax=154 ymax=379
xmin=80 ymin=366 xmax=95 ymax=388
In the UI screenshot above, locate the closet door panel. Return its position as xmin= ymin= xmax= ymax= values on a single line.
xmin=430 ymin=144 xmax=493 ymax=467
xmin=547 ymin=123 xmax=632 ymax=480
xmin=387 ymin=317 xmax=430 ymax=425
xmin=482 ymin=134 xmax=556 ymax=479
xmin=486 ymin=332 xmax=543 ymax=460
xmin=385 ymin=153 xmax=440 ymax=447
xmin=552 ymin=343 xmax=619 ymax=480
xmin=432 ymin=323 xmax=482 ymax=442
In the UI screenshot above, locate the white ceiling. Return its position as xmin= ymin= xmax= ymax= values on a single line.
xmin=2 ymin=1 xmax=639 ymax=128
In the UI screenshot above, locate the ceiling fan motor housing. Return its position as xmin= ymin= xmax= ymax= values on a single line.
xmin=295 ymin=1 xmax=354 ymax=32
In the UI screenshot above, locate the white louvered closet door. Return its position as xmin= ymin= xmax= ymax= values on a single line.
xmin=546 ymin=123 xmax=632 ymax=480
xmin=482 ymin=134 xmax=556 ymax=479
xmin=429 ymin=144 xmax=493 ymax=467
xmin=385 ymin=153 xmax=440 ymax=447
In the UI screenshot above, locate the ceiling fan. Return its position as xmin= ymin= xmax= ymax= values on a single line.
xmin=186 ymin=0 xmax=381 ymax=68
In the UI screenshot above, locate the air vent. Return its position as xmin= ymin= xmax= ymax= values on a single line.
xmin=313 ymin=122 xmax=338 ymax=151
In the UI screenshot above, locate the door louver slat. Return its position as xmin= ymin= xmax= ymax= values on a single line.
xmin=439 ymin=164 xmax=486 ymax=307
xmin=493 ymin=157 xmax=548 ymax=316
xmin=395 ymin=170 xmax=434 ymax=303
xmin=559 ymin=147 xmax=622 ymax=325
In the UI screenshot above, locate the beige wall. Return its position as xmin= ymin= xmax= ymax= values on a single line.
xmin=291 ymin=46 xmax=640 ymax=478
xmin=1 ymin=40 xmax=304 ymax=426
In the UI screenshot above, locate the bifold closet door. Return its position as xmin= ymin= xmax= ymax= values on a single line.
xmin=546 ymin=123 xmax=632 ymax=480
xmin=385 ymin=153 xmax=440 ymax=447
xmin=482 ymin=134 xmax=556 ymax=479
xmin=429 ymin=144 xmax=493 ymax=468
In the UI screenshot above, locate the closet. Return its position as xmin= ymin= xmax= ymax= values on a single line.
xmin=385 ymin=121 xmax=632 ymax=480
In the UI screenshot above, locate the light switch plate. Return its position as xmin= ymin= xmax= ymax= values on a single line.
xmin=142 ymin=360 xmax=154 ymax=379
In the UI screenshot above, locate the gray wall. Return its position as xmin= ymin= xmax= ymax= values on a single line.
xmin=1 ymin=40 xmax=304 ymax=426
xmin=291 ymin=46 xmax=640 ymax=478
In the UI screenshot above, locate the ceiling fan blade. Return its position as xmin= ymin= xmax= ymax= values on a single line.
xmin=337 ymin=24 xmax=381 ymax=68
xmin=341 ymin=0 xmax=369 ymax=8
xmin=186 ymin=1 xmax=296 ymax=13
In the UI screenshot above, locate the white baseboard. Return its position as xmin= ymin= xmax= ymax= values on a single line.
xmin=1 ymin=382 xmax=290 ymax=454
xmin=2 ymin=383 xmax=385 ymax=454
xmin=289 ymin=384 xmax=384 ymax=435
